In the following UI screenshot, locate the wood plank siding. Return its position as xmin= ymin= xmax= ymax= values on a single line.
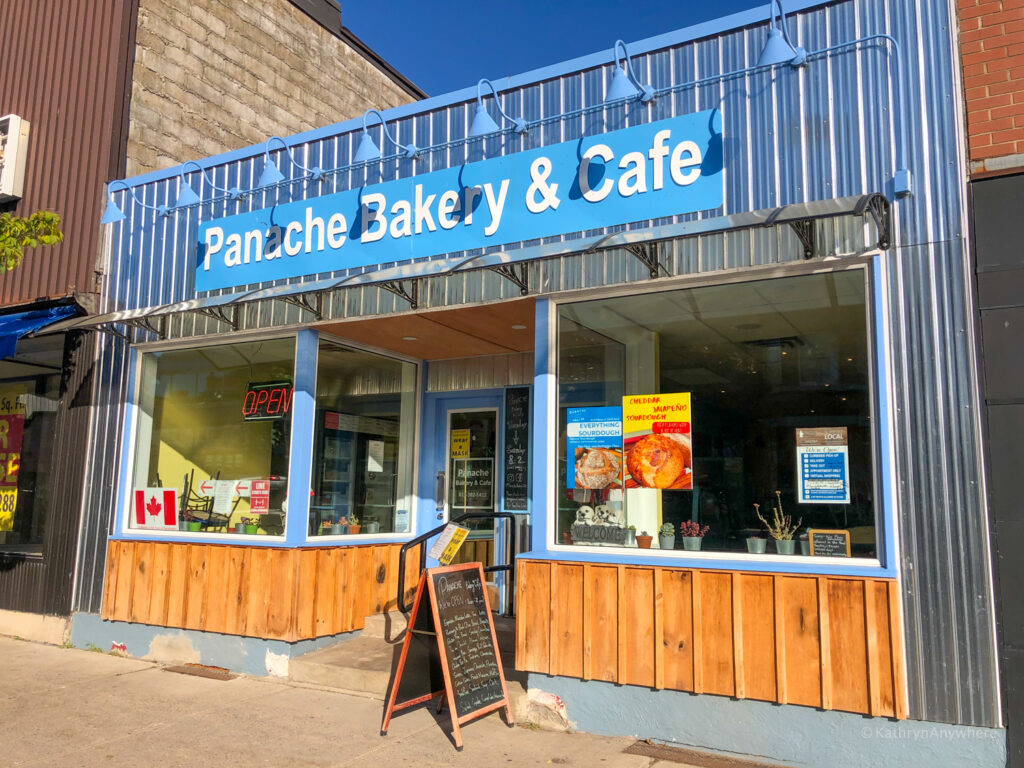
xmin=100 ymin=541 xmax=419 ymax=642
xmin=516 ymin=559 xmax=907 ymax=720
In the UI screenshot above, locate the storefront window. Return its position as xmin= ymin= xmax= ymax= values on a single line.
xmin=131 ymin=338 xmax=295 ymax=536
xmin=310 ymin=340 xmax=416 ymax=537
xmin=0 ymin=335 xmax=64 ymax=554
xmin=556 ymin=268 xmax=878 ymax=560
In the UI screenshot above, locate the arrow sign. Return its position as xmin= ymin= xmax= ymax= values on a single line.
xmin=234 ymin=480 xmax=251 ymax=497
xmin=198 ymin=480 xmax=215 ymax=497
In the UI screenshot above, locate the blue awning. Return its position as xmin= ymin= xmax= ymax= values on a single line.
xmin=0 ymin=305 xmax=78 ymax=359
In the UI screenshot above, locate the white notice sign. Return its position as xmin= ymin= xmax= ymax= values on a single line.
xmin=796 ymin=427 xmax=851 ymax=504
xmin=367 ymin=439 xmax=385 ymax=475
xmin=213 ymin=479 xmax=233 ymax=517
xmin=428 ymin=523 xmax=468 ymax=561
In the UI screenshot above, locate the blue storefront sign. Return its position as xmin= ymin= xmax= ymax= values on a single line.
xmin=196 ymin=110 xmax=723 ymax=292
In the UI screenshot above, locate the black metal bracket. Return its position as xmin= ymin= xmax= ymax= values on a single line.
xmin=194 ymin=305 xmax=239 ymax=330
xmin=625 ymin=242 xmax=665 ymax=278
xmin=855 ymin=193 xmax=892 ymax=250
xmin=121 ymin=316 xmax=166 ymax=338
xmin=278 ymin=292 xmax=323 ymax=320
xmin=488 ymin=263 xmax=530 ymax=295
xmin=380 ymin=280 xmax=419 ymax=309
xmin=788 ymin=220 xmax=817 ymax=260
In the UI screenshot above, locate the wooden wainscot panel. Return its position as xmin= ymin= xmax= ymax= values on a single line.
xmin=101 ymin=541 xmax=413 ymax=642
xmin=514 ymin=559 xmax=906 ymax=720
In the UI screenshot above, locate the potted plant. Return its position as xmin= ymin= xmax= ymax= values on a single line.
xmin=636 ymin=530 xmax=653 ymax=549
xmin=679 ymin=520 xmax=710 ymax=551
xmin=183 ymin=513 xmax=202 ymax=533
xmin=755 ymin=492 xmax=802 ymax=555
xmin=234 ymin=521 xmax=246 ymax=534
xmin=347 ymin=513 xmax=361 ymax=535
xmin=658 ymin=522 xmax=675 ymax=550
xmin=330 ymin=517 xmax=347 ymax=535
xmin=241 ymin=516 xmax=260 ymax=535
xmin=746 ymin=534 xmax=767 ymax=553
xmin=625 ymin=524 xmax=636 ymax=546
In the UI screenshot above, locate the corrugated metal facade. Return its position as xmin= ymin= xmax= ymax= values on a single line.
xmin=0 ymin=0 xmax=137 ymax=306
xmin=74 ymin=0 xmax=999 ymax=727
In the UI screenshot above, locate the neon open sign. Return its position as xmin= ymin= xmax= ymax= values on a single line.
xmin=242 ymin=381 xmax=293 ymax=421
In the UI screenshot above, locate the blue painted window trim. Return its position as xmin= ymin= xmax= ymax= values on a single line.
xmin=528 ymin=259 xmax=899 ymax=580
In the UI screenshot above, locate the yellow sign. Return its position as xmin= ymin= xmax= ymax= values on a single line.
xmin=0 ymin=489 xmax=17 ymax=531
xmin=622 ymin=392 xmax=693 ymax=490
xmin=439 ymin=526 xmax=470 ymax=565
xmin=450 ymin=428 xmax=471 ymax=458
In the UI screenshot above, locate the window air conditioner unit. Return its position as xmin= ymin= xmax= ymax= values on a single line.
xmin=0 ymin=115 xmax=30 ymax=202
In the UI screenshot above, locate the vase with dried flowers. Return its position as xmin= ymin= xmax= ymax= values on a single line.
xmin=755 ymin=492 xmax=802 ymax=555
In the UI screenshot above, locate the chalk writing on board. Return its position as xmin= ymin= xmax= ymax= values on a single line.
xmin=503 ymin=387 xmax=530 ymax=511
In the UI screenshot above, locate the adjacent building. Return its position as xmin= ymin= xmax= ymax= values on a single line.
xmin=0 ymin=0 xmax=419 ymax=639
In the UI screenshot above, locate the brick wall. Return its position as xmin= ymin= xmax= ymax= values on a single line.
xmin=959 ymin=0 xmax=1024 ymax=172
xmin=126 ymin=0 xmax=415 ymax=177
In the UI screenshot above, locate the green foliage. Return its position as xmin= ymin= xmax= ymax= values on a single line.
xmin=0 ymin=210 xmax=63 ymax=272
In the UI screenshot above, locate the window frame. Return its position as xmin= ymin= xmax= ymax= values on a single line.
xmin=539 ymin=254 xmax=898 ymax=578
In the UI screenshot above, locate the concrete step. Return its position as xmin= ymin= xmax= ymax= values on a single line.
xmin=289 ymin=635 xmax=395 ymax=698
xmin=360 ymin=611 xmax=409 ymax=643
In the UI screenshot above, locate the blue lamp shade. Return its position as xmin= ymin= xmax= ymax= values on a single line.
xmin=606 ymin=64 xmax=640 ymax=102
xmin=354 ymin=130 xmax=382 ymax=163
xmin=469 ymin=104 xmax=501 ymax=137
xmin=258 ymin=158 xmax=285 ymax=188
xmin=101 ymin=198 xmax=126 ymax=224
xmin=758 ymin=27 xmax=799 ymax=66
xmin=173 ymin=180 xmax=201 ymax=208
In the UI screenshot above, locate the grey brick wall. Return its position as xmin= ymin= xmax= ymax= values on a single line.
xmin=126 ymin=0 xmax=414 ymax=176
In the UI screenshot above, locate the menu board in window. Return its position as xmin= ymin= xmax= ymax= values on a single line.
xmin=503 ymin=387 xmax=530 ymax=511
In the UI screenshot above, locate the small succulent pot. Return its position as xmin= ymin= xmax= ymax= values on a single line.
xmin=187 ymin=521 xmax=202 ymax=533
xmin=799 ymin=534 xmax=810 ymax=556
xmin=234 ymin=522 xmax=246 ymax=534
xmin=746 ymin=537 xmax=767 ymax=554
xmin=244 ymin=524 xmax=259 ymax=535
xmin=682 ymin=536 xmax=703 ymax=551
xmin=179 ymin=519 xmax=189 ymax=531
xmin=659 ymin=534 xmax=675 ymax=551
xmin=625 ymin=529 xmax=636 ymax=546
xmin=775 ymin=539 xmax=797 ymax=555
xmin=348 ymin=524 xmax=361 ymax=535
xmin=636 ymin=534 xmax=653 ymax=549
xmin=330 ymin=523 xmax=345 ymax=535
xmin=364 ymin=521 xmax=380 ymax=534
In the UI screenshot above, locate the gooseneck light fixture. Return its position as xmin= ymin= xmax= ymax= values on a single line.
xmin=757 ymin=0 xmax=807 ymax=66
xmin=100 ymin=179 xmax=178 ymax=223
xmin=469 ymin=79 xmax=528 ymax=137
xmin=605 ymin=40 xmax=655 ymax=104
xmin=258 ymin=136 xmax=326 ymax=188
xmin=174 ymin=160 xmax=245 ymax=208
xmin=353 ymin=109 xmax=420 ymax=162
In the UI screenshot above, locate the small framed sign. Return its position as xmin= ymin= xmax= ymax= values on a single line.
xmin=807 ymin=528 xmax=852 ymax=557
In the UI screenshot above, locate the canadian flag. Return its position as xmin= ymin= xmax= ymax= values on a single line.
xmin=133 ymin=488 xmax=178 ymax=530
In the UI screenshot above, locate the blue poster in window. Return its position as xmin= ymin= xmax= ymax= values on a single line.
xmin=566 ymin=407 xmax=623 ymax=490
xmin=796 ymin=427 xmax=851 ymax=504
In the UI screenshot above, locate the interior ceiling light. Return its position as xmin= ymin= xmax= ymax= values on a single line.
xmin=511 ymin=324 xmax=528 ymax=330
xmin=402 ymin=336 xmax=418 ymax=341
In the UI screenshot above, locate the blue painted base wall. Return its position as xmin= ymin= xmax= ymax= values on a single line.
xmin=70 ymin=612 xmax=356 ymax=677
xmin=529 ymin=674 xmax=1006 ymax=768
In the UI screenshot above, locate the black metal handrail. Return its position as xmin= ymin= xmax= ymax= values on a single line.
xmin=397 ymin=512 xmax=517 ymax=617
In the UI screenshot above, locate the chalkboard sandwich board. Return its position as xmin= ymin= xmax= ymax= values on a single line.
xmin=807 ymin=528 xmax=852 ymax=557
xmin=381 ymin=562 xmax=513 ymax=750
xmin=503 ymin=386 xmax=530 ymax=511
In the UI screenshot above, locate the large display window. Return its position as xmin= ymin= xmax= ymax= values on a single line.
xmin=309 ymin=340 xmax=416 ymax=537
xmin=131 ymin=338 xmax=296 ymax=536
xmin=0 ymin=334 xmax=65 ymax=554
xmin=555 ymin=267 xmax=879 ymax=560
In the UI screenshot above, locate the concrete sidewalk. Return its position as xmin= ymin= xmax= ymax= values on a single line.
xmin=0 ymin=636 xmax=663 ymax=768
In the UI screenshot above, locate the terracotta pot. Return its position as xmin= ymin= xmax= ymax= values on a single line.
xmin=348 ymin=524 xmax=361 ymax=534
xmin=636 ymin=535 xmax=653 ymax=549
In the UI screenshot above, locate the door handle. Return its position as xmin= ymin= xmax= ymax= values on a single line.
xmin=435 ymin=471 xmax=446 ymax=518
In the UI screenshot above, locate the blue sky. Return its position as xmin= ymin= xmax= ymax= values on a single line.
xmin=342 ymin=1 xmax=769 ymax=97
